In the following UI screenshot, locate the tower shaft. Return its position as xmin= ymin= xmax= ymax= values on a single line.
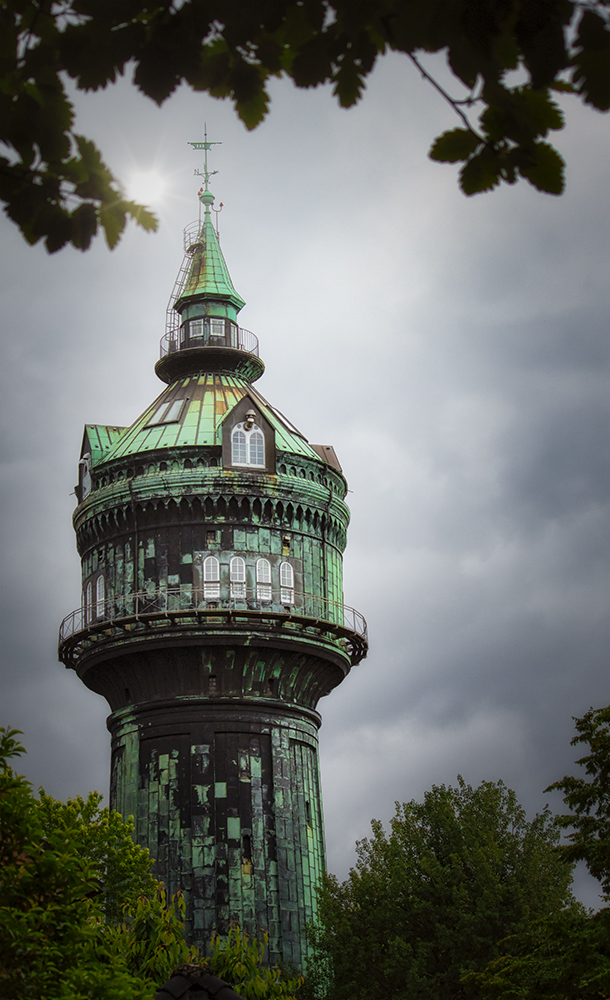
xmin=110 ymin=697 xmax=323 ymax=963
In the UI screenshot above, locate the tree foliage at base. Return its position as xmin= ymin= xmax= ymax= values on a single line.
xmin=546 ymin=704 xmax=610 ymax=899
xmin=464 ymin=907 xmax=610 ymax=1000
xmin=464 ymin=705 xmax=610 ymax=1000
xmin=207 ymin=925 xmax=303 ymax=999
xmin=0 ymin=727 xmax=196 ymax=999
xmin=308 ymin=777 xmax=576 ymax=1000
xmin=2 ymin=1 xmax=610 ymax=252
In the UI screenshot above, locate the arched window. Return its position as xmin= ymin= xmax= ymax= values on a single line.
xmin=230 ymin=556 xmax=246 ymax=599
xmin=256 ymin=558 xmax=272 ymax=602
xmin=250 ymin=430 xmax=264 ymax=466
xmin=95 ymin=574 xmax=105 ymax=618
xmin=203 ymin=556 xmax=220 ymax=599
xmin=231 ymin=422 xmax=265 ymax=468
xmin=280 ymin=562 xmax=294 ymax=605
xmin=231 ymin=428 xmax=247 ymax=465
xmin=85 ymin=581 xmax=93 ymax=624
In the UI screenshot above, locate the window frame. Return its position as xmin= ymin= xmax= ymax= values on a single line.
xmin=231 ymin=422 xmax=266 ymax=468
xmin=190 ymin=318 xmax=204 ymax=339
xmin=95 ymin=574 xmax=105 ymax=618
xmin=209 ymin=318 xmax=225 ymax=340
xmin=147 ymin=398 xmax=185 ymax=426
xmin=203 ymin=555 xmax=220 ymax=599
xmin=279 ymin=561 xmax=294 ymax=605
xmin=230 ymin=556 xmax=246 ymax=599
xmin=256 ymin=557 xmax=272 ymax=603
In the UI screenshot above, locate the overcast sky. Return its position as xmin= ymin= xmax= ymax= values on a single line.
xmin=1 ymin=53 xmax=608 ymax=908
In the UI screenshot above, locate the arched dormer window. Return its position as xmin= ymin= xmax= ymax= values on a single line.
xmin=230 ymin=556 xmax=246 ymax=599
xmin=231 ymin=421 xmax=265 ymax=468
xmin=280 ymin=562 xmax=294 ymax=605
xmin=203 ymin=556 xmax=220 ymax=599
xmin=256 ymin=558 xmax=272 ymax=602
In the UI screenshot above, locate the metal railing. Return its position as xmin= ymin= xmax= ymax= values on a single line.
xmin=58 ymin=587 xmax=368 ymax=665
xmin=159 ymin=325 xmax=259 ymax=359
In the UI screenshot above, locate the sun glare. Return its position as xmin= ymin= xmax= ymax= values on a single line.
xmin=127 ymin=171 xmax=167 ymax=205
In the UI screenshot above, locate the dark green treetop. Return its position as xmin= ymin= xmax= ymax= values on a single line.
xmin=2 ymin=0 xmax=610 ymax=252
xmin=546 ymin=704 xmax=610 ymax=900
xmin=307 ymin=777 xmax=577 ymax=1000
xmin=461 ymin=706 xmax=610 ymax=1000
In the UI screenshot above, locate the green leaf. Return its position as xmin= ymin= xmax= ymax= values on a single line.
xmin=572 ymin=10 xmax=610 ymax=111
xmin=98 ymin=202 xmax=125 ymax=249
xmin=459 ymin=146 xmax=503 ymax=195
xmin=517 ymin=140 xmax=565 ymax=195
xmin=481 ymin=87 xmax=564 ymax=146
xmin=429 ymin=127 xmax=481 ymax=163
xmin=124 ymin=200 xmax=158 ymax=234
xmin=71 ymin=202 xmax=98 ymax=250
xmin=333 ymin=56 xmax=367 ymax=108
xmin=291 ymin=35 xmax=333 ymax=88
xmin=446 ymin=36 xmax=480 ymax=89
xmin=231 ymin=61 xmax=270 ymax=129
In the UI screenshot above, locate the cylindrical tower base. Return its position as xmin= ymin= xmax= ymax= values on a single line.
xmin=108 ymin=697 xmax=325 ymax=966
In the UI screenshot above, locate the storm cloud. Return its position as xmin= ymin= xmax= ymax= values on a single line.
xmin=1 ymin=54 xmax=608 ymax=908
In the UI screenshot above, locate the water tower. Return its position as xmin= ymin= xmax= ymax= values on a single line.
xmin=59 ymin=139 xmax=367 ymax=966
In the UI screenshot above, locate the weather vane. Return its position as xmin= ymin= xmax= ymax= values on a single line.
xmin=188 ymin=123 xmax=220 ymax=191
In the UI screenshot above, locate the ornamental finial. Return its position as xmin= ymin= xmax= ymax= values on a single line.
xmin=188 ymin=124 xmax=220 ymax=207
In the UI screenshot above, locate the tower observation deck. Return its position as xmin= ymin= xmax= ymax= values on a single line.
xmin=59 ymin=139 xmax=367 ymax=967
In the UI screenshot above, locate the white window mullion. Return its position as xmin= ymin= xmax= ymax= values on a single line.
xmin=280 ymin=561 xmax=294 ymax=605
xmin=203 ymin=555 xmax=220 ymax=599
xmin=230 ymin=556 xmax=246 ymax=599
xmin=256 ymin=558 xmax=272 ymax=602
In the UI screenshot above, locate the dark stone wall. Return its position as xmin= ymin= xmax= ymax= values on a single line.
xmin=109 ymin=699 xmax=325 ymax=967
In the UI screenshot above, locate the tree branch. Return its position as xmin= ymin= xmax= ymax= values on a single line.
xmin=406 ymin=51 xmax=482 ymax=138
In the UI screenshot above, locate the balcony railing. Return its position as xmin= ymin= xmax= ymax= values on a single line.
xmin=58 ymin=588 xmax=368 ymax=668
xmin=159 ymin=325 xmax=259 ymax=359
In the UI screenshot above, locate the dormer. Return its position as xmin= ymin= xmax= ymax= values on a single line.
xmin=221 ymin=395 xmax=276 ymax=474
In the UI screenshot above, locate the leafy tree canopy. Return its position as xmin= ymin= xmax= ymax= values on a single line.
xmin=463 ymin=907 xmax=610 ymax=1000
xmin=2 ymin=0 xmax=610 ymax=253
xmin=546 ymin=704 xmax=610 ymax=899
xmin=0 ymin=726 xmax=196 ymax=999
xmin=308 ymin=777 xmax=577 ymax=1000
xmin=463 ymin=706 xmax=610 ymax=1000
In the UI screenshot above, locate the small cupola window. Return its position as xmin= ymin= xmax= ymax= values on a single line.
xmin=231 ymin=411 xmax=265 ymax=468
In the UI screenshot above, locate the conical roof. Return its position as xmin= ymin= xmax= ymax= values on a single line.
xmin=174 ymin=206 xmax=245 ymax=315
xmin=98 ymin=372 xmax=322 ymax=464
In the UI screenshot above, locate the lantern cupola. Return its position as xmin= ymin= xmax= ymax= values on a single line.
xmin=156 ymin=143 xmax=262 ymax=385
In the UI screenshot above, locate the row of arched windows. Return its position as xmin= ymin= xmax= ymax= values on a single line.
xmin=203 ymin=556 xmax=294 ymax=604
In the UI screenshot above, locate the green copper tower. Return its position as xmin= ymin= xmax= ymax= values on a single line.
xmin=59 ymin=141 xmax=367 ymax=966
